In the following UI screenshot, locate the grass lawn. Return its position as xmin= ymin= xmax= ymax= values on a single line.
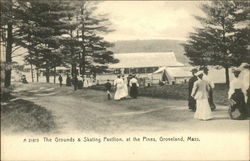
xmin=1 ymin=99 xmax=56 ymax=133
xmin=90 ymin=83 xmax=229 ymax=106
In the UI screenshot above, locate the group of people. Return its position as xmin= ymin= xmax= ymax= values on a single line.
xmin=105 ymin=74 xmax=139 ymax=100
xmin=227 ymin=63 xmax=249 ymax=120
xmin=188 ymin=67 xmax=215 ymax=120
xmin=59 ymin=74 xmax=95 ymax=90
xmin=58 ymin=74 xmax=80 ymax=90
xmin=188 ymin=63 xmax=249 ymax=121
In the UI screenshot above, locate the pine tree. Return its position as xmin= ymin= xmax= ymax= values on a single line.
xmin=15 ymin=0 xmax=74 ymax=83
xmin=1 ymin=0 xmax=20 ymax=87
xmin=77 ymin=1 xmax=118 ymax=79
xmin=183 ymin=1 xmax=249 ymax=86
xmin=60 ymin=1 xmax=118 ymax=86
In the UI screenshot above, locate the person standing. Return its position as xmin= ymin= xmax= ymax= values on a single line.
xmin=129 ymin=75 xmax=139 ymax=99
xmin=238 ymin=63 xmax=250 ymax=104
xmin=238 ymin=63 xmax=250 ymax=117
xmin=22 ymin=75 xmax=28 ymax=84
xmin=121 ymin=75 xmax=128 ymax=99
xmin=72 ymin=75 xmax=78 ymax=91
xmin=201 ymin=67 xmax=216 ymax=111
xmin=188 ymin=68 xmax=198 ymax=112
xmin=58 ymin=74 xmax=63 ymax=87
xmin=228 ymin=68 xmax=247 ymax=120
xmin=191 ymin=71 xmax=213 ymax=121
xmin=114 ymin=75 xmax=124 ymax=100
xmin=66 ymin=74 xmax=71 ymax=86
xmin=105 ymin=79 xmax=112 ymax=100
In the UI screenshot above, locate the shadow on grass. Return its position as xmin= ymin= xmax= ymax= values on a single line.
xmin=1 ymin=99 xmax=57 ymax=134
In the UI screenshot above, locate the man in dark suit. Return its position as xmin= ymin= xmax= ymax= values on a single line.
xmin=58 ymin=74 xmax=63 ymax=87
xmin=105 ymin=79 xmax=112 ymax=100
xmin=188 ymin=68 xmax=198 ymax=112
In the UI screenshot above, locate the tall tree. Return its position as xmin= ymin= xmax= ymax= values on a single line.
xmin=77 ymin=1 xmax=118 ymax=79
xmin=60 ymin=1 xmax=118 ymax=86
xmin=15 ymin=0 xmax=74 ymax=83
xmin=183 ymin=1 xmax=250 ymax=86
xmin=1 ymin=0 xmax=16 ymax=87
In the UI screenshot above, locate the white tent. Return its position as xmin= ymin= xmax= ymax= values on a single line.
xmin=152 ymin=66 xmax=192 ymax=84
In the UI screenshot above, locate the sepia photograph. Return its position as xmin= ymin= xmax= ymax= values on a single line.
xmin=1 ymin=0 xmax=249 ymax=160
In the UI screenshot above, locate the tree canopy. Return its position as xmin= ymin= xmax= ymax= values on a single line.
xmin=1 ymin=0 xmax=118 ymax=85
xmin=183 ymin=0 xmax=250 ymax=85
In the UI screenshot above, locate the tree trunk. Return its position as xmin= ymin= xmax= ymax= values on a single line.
xmin=53 ymin=67 xmax=56 ymax=84
xmin=71 ymin=64 xmax=77 ymax=90
xmin=225 ymin=67 xmax=230 ymax=87
xmin=36 ymin=68 xmax=39 ymax=82
xmin=31 ymin=64 xmax=34 ymax=82
xmin=78 ymin=52 xmax=82 ymax=75
xmin=45 ymin=68 xmax=50 ymax=83
xmin=80 ymin=5 xmax=85 ymax=85
xmin=5 ymin=23 xmax=13 ymax=88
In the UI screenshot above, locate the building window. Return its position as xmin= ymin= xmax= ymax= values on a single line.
xmin=138 ymin=68 xmax=145 ymax=73
xmin=146 ymin=67 xmax=153 ymax=73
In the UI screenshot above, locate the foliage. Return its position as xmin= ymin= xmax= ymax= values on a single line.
xmin=61 ymin=1 xmax=118 ymax=77
xmin=183 ymin=1 xmax=250 ymax=84
xmin=1 ymin=0 xmax=118 ymax=85
xmin=14 ymin=1 xmax=75 ymax=82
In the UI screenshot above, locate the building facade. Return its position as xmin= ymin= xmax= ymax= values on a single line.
xmin=96 ymin=52 xmax=186 ymax=85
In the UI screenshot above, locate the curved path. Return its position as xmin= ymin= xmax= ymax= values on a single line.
xmin=13 ymin=82 xmax=249 ymax=135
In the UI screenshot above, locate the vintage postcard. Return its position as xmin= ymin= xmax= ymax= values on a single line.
xmin=1 ymin=0 xmax=249 ymax=160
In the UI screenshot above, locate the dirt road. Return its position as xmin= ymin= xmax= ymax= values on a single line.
xmin=13 ymin=82 xmax=249 ymax=135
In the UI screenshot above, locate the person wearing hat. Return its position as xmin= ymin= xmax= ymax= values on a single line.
xmin=238 ymin=63 xmax=250 ymax=117
xmin=105 ymin=79 xmax=112 ymax=100
xmin=191 ymin=71 xmax=213 ymax=120
xmin=129 ymin=75 xmax=139 ymax=99
xmin=238 ymin=63 xmax=250 ymax=103
xmin=121 ymin=75 xmax=129 ymax=99
xmin=200 ymin=67 xmax=216 ymax=111
xmin=188 ymin=68 xmax=198 ymax=112
xmin=114 ymin=75 xmax=125 ymax=100
xmin=228 ymin=68 xmax=247 ymax=120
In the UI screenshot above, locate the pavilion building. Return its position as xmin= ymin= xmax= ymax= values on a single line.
xmin=96 ymin=52 xmax=190 ymax=85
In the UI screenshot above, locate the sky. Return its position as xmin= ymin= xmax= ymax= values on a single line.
xmin=97 ymin=1 xmax=206 ymax=41
xmin=12 ymin=1 xmax=206 ymax=64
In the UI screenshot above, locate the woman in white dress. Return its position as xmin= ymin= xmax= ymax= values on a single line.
xmin=191 ymin=71 xmax=213 ymax=120
xmin=114 ymin=75 xmax=125 ymax=100
xmin=121 ymin=75 xmax=128 ymax=99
